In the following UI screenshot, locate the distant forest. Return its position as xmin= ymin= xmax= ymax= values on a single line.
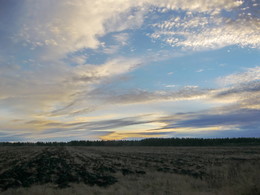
xmin=1 ymin=138 xmax=260 ymax=146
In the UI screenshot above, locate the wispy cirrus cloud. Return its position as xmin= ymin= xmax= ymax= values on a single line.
xmin=214 ymin=67 xmax=260 ymax=109
xmin=217 ymin=66 xmax=260 ymax=86
xmin=0 ymin=57 xmax=142 ymax=117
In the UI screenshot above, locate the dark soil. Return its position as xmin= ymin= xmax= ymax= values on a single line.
xmin=0 ymin=147 xmax=117 ymax=191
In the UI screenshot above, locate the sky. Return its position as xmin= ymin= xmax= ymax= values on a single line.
xmin=0 ymin=0 xmax=259 ymax=142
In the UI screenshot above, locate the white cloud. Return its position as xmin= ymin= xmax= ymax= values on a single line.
xmin=88 ymin=87 xmax=211 ymax=105
xmin=70 ymin=55 xmax=88 ymax=65
xmin=196 ymin=69 xmax=204 ymax=72
xmin=165 ymin=85 xmax=176 ymax=88
xmin=0 ymin=56 xmax=142 ymax=117
xmin=73 ymin=57 xmax=141 ymax=82
xmin=102 ymin=45 xmax=121 ymax=54
xmin=180 ymin=18 xmax=260 ymax=49
xmin=101 ymin=33 xmax=129 ymax=54
xmin=217 ymin=66 xmax=260 ymax=86
xmin=114 ymin=33 xmax=129 ymax=44
xmin=9 ymin=0 xmax=147 ymax=60
xmin=150 ymin=3 xmax=260 ymax=50
xmin=184 ymin=85 xmax=199 ymax=89
xmin=150 ymin=0 xmax=243 ymax=13
xmin=2 ymin=0 xmax=248 ymax=61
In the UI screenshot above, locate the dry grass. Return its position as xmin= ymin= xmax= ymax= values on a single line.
xmin=0 ymin=146 xmax=259 ymax=195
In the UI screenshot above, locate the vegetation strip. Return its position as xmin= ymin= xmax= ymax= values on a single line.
xmin=1 ymin=138 xmax=260 ymax=147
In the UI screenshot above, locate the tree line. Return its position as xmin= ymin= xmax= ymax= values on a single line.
xmin=0 ymin=137 xmax=260 ymax=146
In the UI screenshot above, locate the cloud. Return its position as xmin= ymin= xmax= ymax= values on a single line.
xmin=76 ymin=116 xmax=151 ymax=131
xmin=212 ymin=82 xmax=260 ymax=110
xmin=0 ymin=56 xmax=142 ymax=118
xmin=100 ymin=131 xmax=168 ymax=140
xmin=0 ymin=61 xmax=80 ymax=115
xmin=1 ymin=0 xmax=146 ymax=61
xmin=141 ymin=68 xmax=260 ymax=137
xmin=84 ymin=68 xmax=260 ymax=138
xmin=101 ymin=33 xmax=130 ymax=54
xmin=48 ymin=65 xmax=260 ymax=117
xmin=1 ymin=55 xmax=258 ymax=127
xmin=217 ymin=67 xmax=260 ymax=86
xmin=213 ymin=67 xmax=260 ymax=109
xmin=162 ymin=109 xmax=260 ymax=130
xmin=0 ymin=0 xmax=259 ymax=141
xmin=113 ymin=33 xmax=129 ymax=46
xmin=73 ymin=57 xmax=141 ymax=82
xmin=151 ymin=0 xmax=243 ymax=13
xmin=165 ymin=85 xmax=176 ymax=88
xmin=0 ymin=0 xmax=249 ymax=62
xmin=86 ymin=87 xmax=211 ymax=105
xmin=149 ymin=1 xmax=260 ymax=50
xmin=196 ymin=69 xmax=204 ymax=73
xmin=215 ymin=82 xmax=260 ymax=98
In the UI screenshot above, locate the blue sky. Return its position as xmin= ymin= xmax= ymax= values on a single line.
xmin=0 ymin=0 xmax=259 ymax=141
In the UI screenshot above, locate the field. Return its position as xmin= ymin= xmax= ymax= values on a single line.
xmin=0 ymin=146 xmax=259 ymax=195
